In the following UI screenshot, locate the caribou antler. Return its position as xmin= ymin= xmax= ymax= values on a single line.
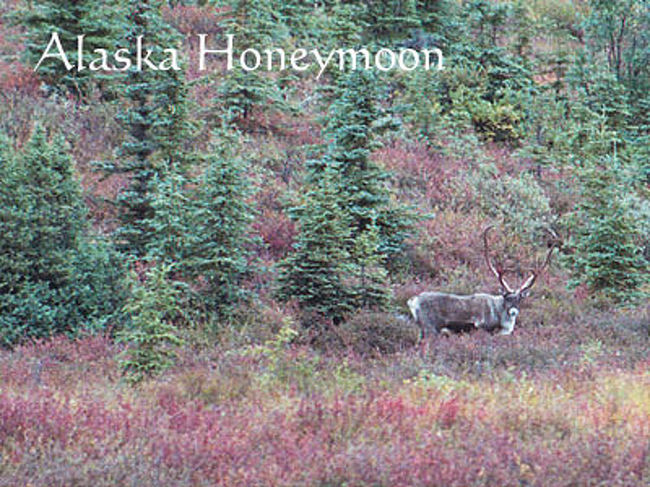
xmin=409 ymin=227 xmax=559 ymax=338
xmin=483 ymin=226 xmax=514 ymax=293
xmin=517 ymin=229 xmax=559 ymax=293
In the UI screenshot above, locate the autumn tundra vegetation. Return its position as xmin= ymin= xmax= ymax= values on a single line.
xmin=0 ymin=0 xmax=648 ymax=485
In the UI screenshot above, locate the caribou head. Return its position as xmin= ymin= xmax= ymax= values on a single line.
xmin=408 ymin=226 xmax=558 ymax=337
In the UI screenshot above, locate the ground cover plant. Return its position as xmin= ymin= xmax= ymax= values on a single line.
xmin=0 ymin=311 xmax=647 ymax=486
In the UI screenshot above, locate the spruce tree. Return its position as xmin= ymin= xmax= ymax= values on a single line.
xmin=322 ymin=0 xmax=420 ymax=44
xmin=350 ymin=221 xmax=390 ymax=310
xmin=364 ymin=0 xmax=421 ymax=42
xmin=0 ymin=127 xmax=126 ymax=346
xmin=313 ymin=1 xmax=367 ymax=100
xmin=100 ymin=0 xmax=189 ymax=257
xmin=279 ymin=69 xmax=413 ymax=322
xmin=147 ymin=129 xmax=253 ymax=317
xmin=142 ymin=66 xmax=198 ymax=266
xmin=278 ymin=0 xmax=319 ymax=40
xmin=277 ymin=169 xmax=356 ymax=324
xmin=117 ymin=265 xmax=184 ymax=383
xmin=315 ymin=68 xmax=412 ymax=259
xmin=15 ymin=0 xmax=124 ymax=98
xmin=0 ymin=127 xmax=85 ymax=290
xmin=566 ymin=155 xmax=647 ymax=301
xmin=216 ymin=0 xmax=289 ymax=127
xmin=416 ymin=0 xmax=457 ymax=34
xmin=327 ymin=1 xmax=366 ymax=49
xmin=187 ymin=133 xmax=253 ymax=313
xmin=147 ymin=170 xmax=194 ymax=268
xmin=321 ymin=69 xmax=385 ymax=230
xmin=583 ymin=0 xmax=649 ymax=100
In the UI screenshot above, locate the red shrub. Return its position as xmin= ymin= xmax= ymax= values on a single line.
xmin=0 ymin=61 xmax=39 ymax=96
xmin=163 ymin=4 xmax=223 ymax=36
xmin=252 ymin=208 xmax=297 ymax=259
xmin=0 ymin=311 xmax=647 ymax=486
xmin=373 ymin=140 xmax=472 ymax=208
xmin=409 ymin=211 xmax=487 ymax=284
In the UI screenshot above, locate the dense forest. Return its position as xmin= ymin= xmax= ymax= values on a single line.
xmin=0 ymin=0 xmax=648 ymax=485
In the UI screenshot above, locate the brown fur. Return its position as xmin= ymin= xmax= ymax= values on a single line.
xmin=408 ymin=292 xmax=518 ymax=338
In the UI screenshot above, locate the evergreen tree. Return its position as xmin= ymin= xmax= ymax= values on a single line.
xmin=149 ymin=129 xmax=253 ymax=313
xmin=142 ymin=66 xmax=198 ymax=266
xmin=312 ymin=1 xmax=368 ymax=99
xmin=0 ymin=127 xmax=126 ymax=346
xmin=416 ymin=0 xmax=457 ymax=34
xmin=321 ymin=69 xmax=386 ymax=232
xmin=566 ymin=2 xmax=648 ymax=202
xmin=278 ymin=0 xmax=320 ymax=40
xmin=279 ymin=66 xmax=416 ymax=319
xmin=314 ymin=68 xmax=412 ymax=258
xmin=326 ymin=1 xmax=366 ymax=49
xmin=550 ymin=60 xmax=649 ymax=298
xmin=277 ymin=169 xmax=357 ymax=325
xmin=147 ymin=170 xmax=194 ymax=268
xmin=565 ymin=155 xmax=647 ymax=301
xmin=321 ymin=0 xmax=420 ymax=44
xmin=350 ymin=220 xmax=390 ymax=309
xmin=117 ymin=265 xmax=184 ymax=383
xmin=423 ymin=0 xmax=534 ymax=145
xmin=187 ymin=134 xmax=253 ymax=313
xmin=568 ymin=59 xmax=630 ymax=133
xmin=147 ymin=129 xmax=253 ymax=317
xmin=216 ymin=0 xmax=289 ymax=127
xmin=99 ymin=0 xmax=189 ymax=257
xmin=15 ymin=0 xmax=124 ymax=98
xmin=583 ymin=0 xmax=649 ymax=99
xmin=363 ymin=0 xmax=421 ymax=42
xmin=279 ymin=68 xmax=415 ymax=322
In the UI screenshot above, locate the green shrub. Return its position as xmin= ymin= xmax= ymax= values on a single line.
xmin=469 ymin=163 xmax=556 ymax=244
xmin=468 ymin=97 xmax=526 ymax=144
xmin=117 ymin=265 xmax=185 ymax=383
xmin=449 ymin=85 xmax=528 ymax=145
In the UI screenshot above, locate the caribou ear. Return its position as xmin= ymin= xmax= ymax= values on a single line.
xmin=521 ymin=289 xmax=531 ymax=298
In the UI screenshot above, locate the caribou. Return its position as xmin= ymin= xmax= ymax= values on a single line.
xmin=408 ymin=226 xmax=558 ymax=338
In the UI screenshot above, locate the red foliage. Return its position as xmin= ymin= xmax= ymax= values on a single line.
xmin=409 ymin=211 xmax=487 ymax=284
xmin=0 ymin=323 xmax=648 ymax=486
xmin=82 ymin=171 xmax=129 ymax=229
xmin=163 ymin=4 xmax=224 ymax=37
xmin=373 ymin=140 xmax=472 ymax=207
xmin=0 ymin=61 xmax=39 ymax=96
xmin=1 ymin=383 xmax=644 ymax=486
xmin=252 ymin=208 xmax=297 ymax=259
xmin=0 ymin=335 xmax=116 ymax=390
